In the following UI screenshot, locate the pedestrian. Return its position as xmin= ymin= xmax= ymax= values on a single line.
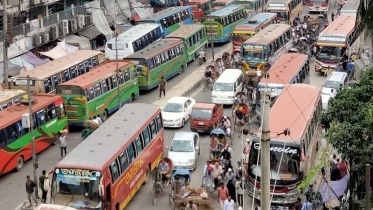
xmin=337 ymin=159 xmax=348 ymax=178
xmin=323 ymin=12 xmax=327 ymax=19
xmin=39 ymin=170 xmax=48 ymax=203
xmin=331 ymin=12 xmax=335 ymax=21
xmin=185 ymin=200 xmax=198 ymax=210
xmin=346 ymin=60 xmax=354 ymax=78
xmin=59 ymin=130 xmax=68 ymax=159
xmin=217 ymin=183 xmax=229 ymax=210
xmin=325 ymin=66 xmax=332 ymax=77
xmin=223 ymin=195 xmax=234 ymax=210
xmin=350 ymin=53 xmax=357 ymax=62
xmin=25 ymin=175 xmax=37 ymax=206
xmin=301 ymin=199 xmax=313 ymax=210
xmin=337 ymin=63 xmax=343 ymax=72
xmin=94 ymin=116 xmax=103 ymax=125
xmin=158 ymin=76 xmax=167 ymax=100
xmin=293 ymin=197 xmax=303 ymax=210
xmin=235 ymin=176 xmax=244 ymax=207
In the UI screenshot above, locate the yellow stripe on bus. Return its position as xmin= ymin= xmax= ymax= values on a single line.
xmin=316 ymin=43 xmax=347 ymax=47
xmin=233 ymin=31 xmax=255 ymax=34
xmin=119 ymin=152 xmax=163 ymax=209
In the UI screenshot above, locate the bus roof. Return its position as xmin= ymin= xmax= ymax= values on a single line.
xmin=137 ymin=6 xmax=191 ymax=22
xmin=260 ymin=53 xmax=308 ymax=84
xmin=57 ymin=61 xmax=134 ymax=89
xmin=107 ymin=23 xmax=161 ymax=43
xmin=16 ymin=51 xmax=103 ymax=79
xmin=269 ymin=84 xmax=321 ymax=144
xmin=185 ymin=0 xmax=210 ymax=5
xmin=166 ymin=24 xmax=205 ymax=39
xmin=214 ymin=0 xmax=235 ymax=3
xmin=56 ymin=103 xmax=160 ymax=169
xmin=209 ymin=5 xmax=245 ymax=17
xmin=0 ymin=90 xmax=26 ymax=101
xmin=266 ymin=0 xmax=289 ymax=7
xmin=0 ymin=94 xmax=63 ymax=128
xmin=340 ymin=0 xmax=359 ymax=13
xmin=124 ymin=38 xmax=182 ymax=60
xmin=235 ymin=13 xmax=277 ymax=30
xmin=243 ymin=24 xmax=291 ymax=45
xmin=319 ymin=14 xmax=356 ymax=37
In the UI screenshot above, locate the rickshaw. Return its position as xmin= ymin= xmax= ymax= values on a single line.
xmin=233 ymin=103 xmax=250 ymax=133
xmin=203 ymin=65 xmax=219 ymax=92
xmin=169 ymin=169 xmax=192 ymax=209
xmin=152 ymin=157 xmax=173 ymax=205
xmin=209 ymin=128 xmax=225 ymax=159
xmin=222 ymin=52 xmax=232 ymax=69
xmin=232 ymin=49 xmax=241 ymax=68
xmin=218 ymin=116 xmax=234 ymax=145
xmin=202 ymin=159 xmax=223 ymax=193
xmin=232 ymin=91 xmax=248 ymax=116
xmin=81 ymin=120 xmax=100 ymax=140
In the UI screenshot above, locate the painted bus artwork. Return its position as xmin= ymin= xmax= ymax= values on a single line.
xmin=232 ymin=13 xmax=277 ymax=50
xmin=56 ymin=61 xmax=139 ymax=126
xmin=247 ymin=84 xmax=322 ymax=205
xmin=136 ymin=6 xmax=194 ymax=36
xmin=10 ymin=51 xmax=105 ymax=94
xmin=105 ymin=23 xmax=164 ymax=60
xmin=124 ymin=39 xmax=187 ymax=90
xmin=0 ymin=94 xmax=67 ymax=175
xmin=51 ymin=103 xmax=164 ymax=210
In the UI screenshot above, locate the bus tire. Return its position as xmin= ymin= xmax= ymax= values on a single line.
xmin=115 ymin=203 xmax=119 ymax=210
xmin=130 ymin=93 xmax=135 ymax=102
xmin=16 ymin=156 xmax=24 ymax=171
xmin=179 ymin=65 xmax=185 ymax=75
xmin=144 ymin=165 xmax=151 ymax=185
xmin=102 ymin=110 xmax=108 ymax=122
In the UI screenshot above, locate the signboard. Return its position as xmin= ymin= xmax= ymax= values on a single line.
xmin=253 ymin=143 xmax=298 ymax=154
xmin=243 ymin=45 xmax=264 ymax=51
xmin=268 ymin=3 xmax=286 ymax=7
xmin=15 ymin=79 xmax=35 ymax=86
xmin=55 ymin=168 xmax=101 ymax=185
xmin=280 ymin=174 xmax=292 ymax=180
xmin=318 ymin=36 xmax=347 ymax=43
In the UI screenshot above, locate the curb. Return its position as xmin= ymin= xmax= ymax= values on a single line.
xmin=180 ymin=62 xmax=213 ymax=97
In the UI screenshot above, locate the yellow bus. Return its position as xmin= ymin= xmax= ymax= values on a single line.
xmin=0 ymin=89 xmax=26 ymax=110
xmin=10 ymin=50 xmax=106 ymax=94
xmin=265 ymin=0 xmax=303 ymax=23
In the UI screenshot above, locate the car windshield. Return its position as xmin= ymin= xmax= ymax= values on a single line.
xmin=323 ymin=80 xmax=341 ymax=89
xmin=192 ymin=108 xmax=212 ymax=119
xmin=163 ymin=103 xmax=183 ymax=112
xmin=213 ymin=83 xmax=233 ymax=91
xmin=170 ymin=140 xmax=194 ymax=152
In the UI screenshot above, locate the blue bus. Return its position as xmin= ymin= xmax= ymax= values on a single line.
xmin=202 ymin=5 xmax=247 ymax=43
xmin=136 ymin=6 xmax=194 ymax=36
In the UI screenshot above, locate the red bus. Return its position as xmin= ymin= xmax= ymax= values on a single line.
xmin=307 ymin=0 xmax=329 ymax=12
xmin=246 ymin=84 xmax=322 ymax=204
xmin=0 ymin=94 xmax=67 ymax=175
xmin=185 ymin=0 xmax=211 ymax=23
xmin=51 ymin=103 xmax=164 ymax=209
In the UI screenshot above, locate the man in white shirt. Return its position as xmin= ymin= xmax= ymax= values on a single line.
xmin=223 ymin=196 xmax=234 ymax=210
xmin=94 ymin=116 xmax=103 ymax=125
xmin=59 ymin=130 xmax=68 ymax=159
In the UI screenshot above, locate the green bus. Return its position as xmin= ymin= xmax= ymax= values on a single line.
xmin=166 ymin=24 xmax=208 ymax=63
xmin=124 ymin=38 xmax=187 ymax=90
xmin=0 ymin=94 xmax=67 ymax=175
xmin=56 ymin=61 xmax=139 ymax=126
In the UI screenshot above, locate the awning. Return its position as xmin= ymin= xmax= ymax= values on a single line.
xmin=63 ymin=35 xmax=91 ymax=50
xmin=79 ymin=25 xmax=103 ymax=40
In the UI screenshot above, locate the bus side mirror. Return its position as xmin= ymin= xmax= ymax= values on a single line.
xmin=299 ymin=162 xmax=304 ymax=172
xmin=99 ymin=184 xmax=104 ymax=197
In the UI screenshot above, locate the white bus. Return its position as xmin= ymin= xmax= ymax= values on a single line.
xmin=105 ymin=23 xmax=164 ymax=60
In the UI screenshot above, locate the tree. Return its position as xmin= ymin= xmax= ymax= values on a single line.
xmin=321 ymin=67 xmax=373 ymax=206
xmin=362 ymin=0 xmax=373 ymax=35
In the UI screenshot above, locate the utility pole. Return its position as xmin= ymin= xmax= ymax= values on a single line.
xmin=27 ymin=76 xmax=39 ymax=199
xmin=260 ymin=91 xmax=270 ymax=210
xmin=366 ymin=164 xmax=371 ymax=210
xmin=209 ymin=0 xmax=215 ymax=61
xmin=2 ymin=0 xmax=8 ymax=88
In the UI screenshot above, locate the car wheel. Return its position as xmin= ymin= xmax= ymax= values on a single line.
xmin=181 ymin=119 xmax=185 ymax=127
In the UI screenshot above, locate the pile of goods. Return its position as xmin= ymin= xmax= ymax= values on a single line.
xmin=174 ymin=185 xmax=213 ymax=210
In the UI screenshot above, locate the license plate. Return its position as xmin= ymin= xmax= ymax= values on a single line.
xmin=197 ymin=130 xmax=204 ymax=133
xmin=198 ymin=122 xmax=204 ymax=125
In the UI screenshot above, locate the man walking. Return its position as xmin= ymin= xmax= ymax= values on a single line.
xmin=158 ymin=76 xmax=167 ymax=100
xmin=217 ymin=183 xmax=229 ymax=210
xmin=25 ymin=175 xmax=38 ymax=206
xmin=331 ymin=12 xmax=335 ymax=21
xmin=223 ymin=196 xmax=234 ymax=210
xmin=59 ymin=130 xmax=68 ymax=159
xmin=39 ymin=170 xmax=48 ymax=203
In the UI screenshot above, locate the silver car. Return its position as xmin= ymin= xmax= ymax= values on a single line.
xmin=166 ymin=132 xmax=200 ymax=170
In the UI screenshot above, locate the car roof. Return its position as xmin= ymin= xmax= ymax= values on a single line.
xmin=193 ymin=103 xmax=216 ymax=109
xmin=172 ymin=132 xmax=197 ymax=140
xmin=167 ymin=97 xmax=190 ymax=103
xmin=216 ymin=69 xmax=242 ymax=83
xmin=327 ymin=72 xmax=347 ymax=81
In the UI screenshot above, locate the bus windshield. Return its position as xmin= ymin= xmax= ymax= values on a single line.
xmin=316 ymin=46 xmax=344 ymax=63
xmin=233 ymin=34 xmax=253 ymax=41
xmin=248 ymin=143 xmax=301 ymax=185
xmin=213 ymin=83 xmax=234 ymax=91
xmin=242 ymin=45 xmax=265 ymax=60
xmin=191 ymin=108 xmax=212 ymax=119
xmin=56 ymin=86 xmax=84 ymax=95
xmin=52 ymin=169 xmax=101 ymax=208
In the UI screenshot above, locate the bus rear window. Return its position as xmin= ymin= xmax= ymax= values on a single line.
xmin=56 ymin=86 xmax=84 ymax=95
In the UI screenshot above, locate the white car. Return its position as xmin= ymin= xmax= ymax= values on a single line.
xmin=162 ymin=97 xmax=195 ymax=128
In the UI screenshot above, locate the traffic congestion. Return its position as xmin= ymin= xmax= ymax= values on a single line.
xmin=0 ymin=0 xmax=363 ymax=209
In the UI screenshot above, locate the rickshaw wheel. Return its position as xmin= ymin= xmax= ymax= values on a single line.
xmin=152 ymin=189 xmax=157 ymax=205
xmin=168 ymin=194 xmax=173 ymax=204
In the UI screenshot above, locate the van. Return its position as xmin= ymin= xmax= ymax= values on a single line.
xmin=211 ymin=69 xmax=244 ymax=105
xmin=322 ymin=72 xmax=348 ymax=95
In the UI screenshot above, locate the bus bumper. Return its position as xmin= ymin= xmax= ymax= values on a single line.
xmin=68 ymin=121 xmax=84 ymax=127
xmin=247 ymin=182 xmax=299 ymax=204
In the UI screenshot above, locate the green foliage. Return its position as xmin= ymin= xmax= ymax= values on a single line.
xmin=362 ymin=0 xmax=373 ymax=35
xmin=321 ymin=67 xmax=373 ymax=183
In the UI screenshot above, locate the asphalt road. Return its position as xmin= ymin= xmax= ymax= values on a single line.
xmin=1 ymin=4 xmax=339 ymax=210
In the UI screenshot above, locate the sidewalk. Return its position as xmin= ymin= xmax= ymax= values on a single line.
xmin=15 ymin=188 xmax=45 ymax=210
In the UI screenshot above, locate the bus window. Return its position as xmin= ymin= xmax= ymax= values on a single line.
xmin=70 ymin=67 xmax=77 ymax=78
xmin=156 ymin=114 xmax=163 ymax=132
xmin=5 ymin=124 xmax=18 ymax=143
xmin=148 ymin=58 xmax=155 ymax=70
xmin=109 ymin=160 xmax=120 ymax=182
xmin=91 ymin=58 xmax=97 ymax=67
xmin=32 ymin=113 xmax=38 ymax=129
xmin=0 ymin=129 xmax=6 ymax=148
xmin=44 ymin=81 xmax=50 ymax=93
xmin=84 ymin=61 xmax=90 ymax=72
xmin=94 ymin=83 xmax=102 ymax=98
xmin=126 ymin=143 xmax=136 ymax=163
xmin=119 ymin=152 xmax=129 ymax=172
xmin=160 ymin=53 xmax=165 ymax=64
xmin=15 ymin=121 xmax=27 ymax=137
xmin=170 ymin=48 xmax=175 ymax=59
xmin=79 ymin=63 xmax=85 ymax=75
xmin=155 ymin=55 xmax=161 ymax=67
xmin=164 ymin=52 xmax=169 ymax=62
xmin=37 ymin=109 xmax=47 ymax=125
xmin=118 ymin=74 xmax=124 ymax=85
xmin=56 ymin=104 xmax=66 ymax=119
xmin=101 ymin=80 xmax=109 ymax=93
xmin=63 ymin=70 xmax=70 ymax=82
xmin=149 ymin=121 xmax=157 ymax=138
xmin=87 ymin=87 xmax=95 ymax=101
xmin=111 ymin=76 xmax=118 ymax=89
xmin=141 ymin=128 xmax=150 ymax=147
xmin=124 ymin=71 xmax=130 ymax=82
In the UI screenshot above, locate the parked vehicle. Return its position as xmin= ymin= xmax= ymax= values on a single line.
xmin=190 ymin=103 xmax=224 ymax=133
xmin=162 ymin=97 xmax=196 ymax=128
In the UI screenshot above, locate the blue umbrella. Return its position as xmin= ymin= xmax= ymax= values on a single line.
xmin=210 ymin=128 xmax=225 ymax=135
xmin=172 ymin=169 xmax=191 ymax=180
